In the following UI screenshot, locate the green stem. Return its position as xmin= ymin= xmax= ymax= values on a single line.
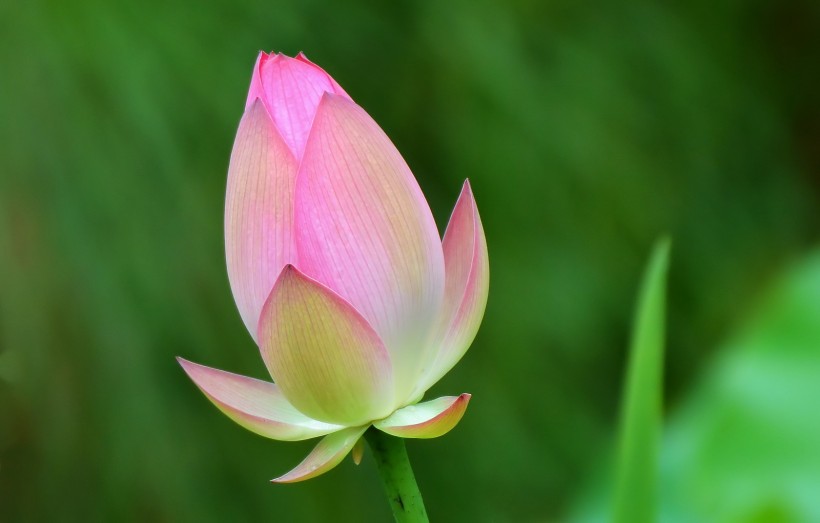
xmin=364 ymin=428 xmax=429 ymax=523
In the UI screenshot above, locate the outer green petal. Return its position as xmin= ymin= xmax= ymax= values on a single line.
xmin=258 ymin=265 xmax=394 ymax=426
xmin=272 ymin=426 xmax=368 ymax=483
xmin=177 ymin=358 xmax=342 ymax=441
xmin=374 ymin=394 xmax=471 ymax=439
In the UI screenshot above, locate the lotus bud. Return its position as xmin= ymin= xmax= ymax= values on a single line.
xmin=178 ymin=52 xmax=489 ymax=482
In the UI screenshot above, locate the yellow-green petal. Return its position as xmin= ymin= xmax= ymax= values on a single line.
xmin=258 ymin=265 xmax=394 ymax=426
xmin=272 ymin=426 xmax=368 ymax=483
xmin=374 ymin=394 xmax=471 ymax=439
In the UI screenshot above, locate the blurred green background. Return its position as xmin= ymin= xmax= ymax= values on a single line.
xmin=1 ymin=0 xmax=818 ymax=521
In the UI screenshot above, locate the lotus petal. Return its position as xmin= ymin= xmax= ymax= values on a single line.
xmin=258 ymin=265 xmax=394 ymax=426
xmin=248 ymin=52 xmax=349 ymax=160
xmin=295 ymin=52 xmax=350 ymax=99
xmin=374 ymin=394 xmax=471 ymax=439
xmin=225 ymin=100 xmax=298 ymax=343
xmin=245 ymin=52 xmax=267 ymax=110
xmin=272 ymin=425 xmax=368 ymax=483
xmin=294 ymin=94 xmax=445 ymax=402
xmin=177 ymin=358 xmax=341 ymax=441
xmin=415 ymin=181 xmax=489 ymax=395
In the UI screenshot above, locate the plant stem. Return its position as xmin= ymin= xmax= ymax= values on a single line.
xmin=364 ymin=428 xmax=429 ymax=523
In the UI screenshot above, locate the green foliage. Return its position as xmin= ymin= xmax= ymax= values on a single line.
xmin=613 ymin=239 xmax=669 ymax=523
xmin=657 ymin=250 xmax=820 ymax=522
xmin=573 ymin=250 xmax=820 ymax=522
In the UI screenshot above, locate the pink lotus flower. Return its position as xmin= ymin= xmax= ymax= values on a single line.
xmin=178 ymin=52 xmax=488 ymax=482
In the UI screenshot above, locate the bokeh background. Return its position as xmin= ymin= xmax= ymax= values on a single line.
xmin=1 ymin=0 xmax=819 ymax=521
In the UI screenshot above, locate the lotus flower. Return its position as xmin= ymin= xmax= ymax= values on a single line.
xmin=178 ymin=52 xmax=488 ymax=483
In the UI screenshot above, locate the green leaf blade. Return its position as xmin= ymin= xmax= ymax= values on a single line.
xmin=612 ymin=238 xmax=671 ymax=523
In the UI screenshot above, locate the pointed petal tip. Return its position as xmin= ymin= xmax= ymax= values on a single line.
xmin=271 ymin=473 xmax=300 ymax=484
xmin=176 ymin=356 xmax=197 ymax=373
xmin=246 ymin=96 xmax=264 ymax=108
xmin=263 ymin=264 xmax=322 ymax=307
xmin=176 ymin=356 xmax=194 ymax=375
xmin=318 ymin=90 xmax=337 ymax=104
xmin=316 ymin=90 xmax=354 ymax=108
xmin=242 ymin=96 xmax=274 ymax=123
xmin=295 ymin=56 xmax=351 ymax=98
xmin=458 ymin=179 xmax=476 ymax=205
xmin=351 ymin=437 xmax=365 ymax=466
xmin=267 ymin=263 xmax=307 ymax=296
xmin=246 ymin=54 xmax=269 ymax=110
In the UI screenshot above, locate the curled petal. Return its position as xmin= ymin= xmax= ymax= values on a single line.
xmin=272 ymin=426 xmax=368 ymax=483
xmin=415 ymin=181 xmax=489 ymax=395
xmin=374 ymin=394 xmax=471 ymax=439
xmin=247 ymin=52 xmax=350 ymax=160
xmin=177 ymin=358 xmax=341 ymax=441
xmin=258 ymin=265 xmax=394 ymax=426
xmin=295 ymin=94 xmax=445 ymax=402
xmin=225 ymin=100 xmax=298 ymax=342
